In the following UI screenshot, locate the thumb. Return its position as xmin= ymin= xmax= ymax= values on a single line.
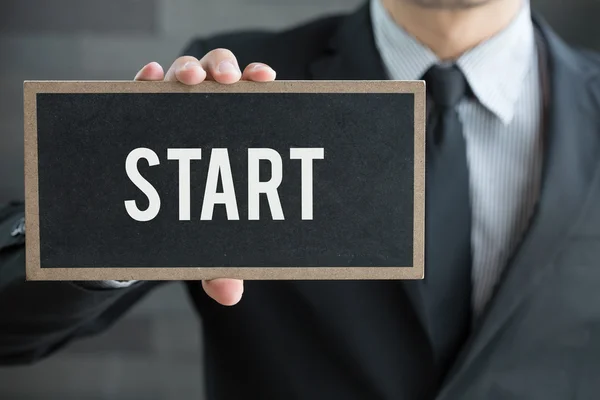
xmin=202 ymin=279 xmax=244 ymax=306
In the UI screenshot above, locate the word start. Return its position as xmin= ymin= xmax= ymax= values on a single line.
xmin=124 ymin=147 xmax=324 ymax=222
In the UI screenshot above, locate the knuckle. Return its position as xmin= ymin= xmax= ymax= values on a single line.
xmin=207 ymin=48 xmax=236 ymax=61
xmin=247 ymin=62 xmax=272 ymax=70
xmin=245 ymin=62 xmax=261 ymax=69
xmin=175 ymin=55 xmax=198 ymax=65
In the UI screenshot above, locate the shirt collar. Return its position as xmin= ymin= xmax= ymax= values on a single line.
xmin=370 ymin=0 xmax=536 ymax=125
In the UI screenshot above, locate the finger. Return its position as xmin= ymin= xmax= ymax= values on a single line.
xmin=134 ymin=62 xmax=165 ymax=81
xmin=165 ymin=56 xmax=207 ymax=85
xmin=242 ymin=63 xmax=277 ymax=82
xmin=202 ymin=279 xmax=244 ymax=306
xmin=199 ymin=48 xmax=242 ymax=84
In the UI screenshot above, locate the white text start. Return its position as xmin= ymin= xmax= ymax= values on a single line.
xmin=124 ymin=147 xmax=324 ymax=222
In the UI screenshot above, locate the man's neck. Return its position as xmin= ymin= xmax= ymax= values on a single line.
xmin=381 ymin=0 xmax=523 ymax=60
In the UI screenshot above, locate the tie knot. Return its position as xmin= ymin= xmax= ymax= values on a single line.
xmin=423 ymin=65 xmax=469 ymax=109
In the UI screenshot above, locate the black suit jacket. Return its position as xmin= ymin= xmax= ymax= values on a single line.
xmin=2 ymin=4 xmax=600 ymax=400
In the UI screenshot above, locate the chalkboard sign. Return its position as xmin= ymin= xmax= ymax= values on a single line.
xmin=24 ymin=81 xmax=425 ymax=281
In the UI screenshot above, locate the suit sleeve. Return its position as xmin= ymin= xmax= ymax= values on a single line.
xmin=0 ymin=202 xmax=162 ymax=365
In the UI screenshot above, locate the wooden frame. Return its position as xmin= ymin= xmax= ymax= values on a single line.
xmin=24 ymin=80 xmax=425 ymax=281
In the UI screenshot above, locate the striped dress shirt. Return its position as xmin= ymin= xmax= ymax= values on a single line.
xmin=370 ymin=0 xmax=544 ymax=314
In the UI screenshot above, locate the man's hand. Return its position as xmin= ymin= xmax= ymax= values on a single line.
xmin=134 ymin=49 xmax=277 ymax=306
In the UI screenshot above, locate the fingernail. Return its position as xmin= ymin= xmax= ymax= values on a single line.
xmin=218 ymin=60 xmax=237 ymax=73
xmin=182 ymin=61 xmax=199 ymax=70
xmin=252 ymin=64 xmax=268 ymax=71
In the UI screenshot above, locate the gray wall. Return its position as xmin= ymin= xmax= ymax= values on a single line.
xmin=0 ymin=0 xmax=598 ymax=399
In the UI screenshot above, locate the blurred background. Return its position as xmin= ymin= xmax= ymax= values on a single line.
xmin=0 ymin=0 xmax=599 ymax=399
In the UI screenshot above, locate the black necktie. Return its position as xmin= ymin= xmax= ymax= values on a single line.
xmin=422 ymin=65 xmax=473 ymax=373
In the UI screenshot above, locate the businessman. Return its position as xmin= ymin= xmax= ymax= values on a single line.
xmin=1 ymin=0 xmax=600 ymax=399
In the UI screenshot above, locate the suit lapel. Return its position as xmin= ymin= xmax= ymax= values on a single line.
xmin=308 ymin=3 xmax=387 ymax=81
xmin=308 ymin=2 xmax=431 ymax=339
xmin=439 ymin=16 xmax=600 ymax=394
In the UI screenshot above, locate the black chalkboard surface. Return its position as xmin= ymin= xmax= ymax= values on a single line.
xmin=24 ymin=81 xmax=425 ymax=280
